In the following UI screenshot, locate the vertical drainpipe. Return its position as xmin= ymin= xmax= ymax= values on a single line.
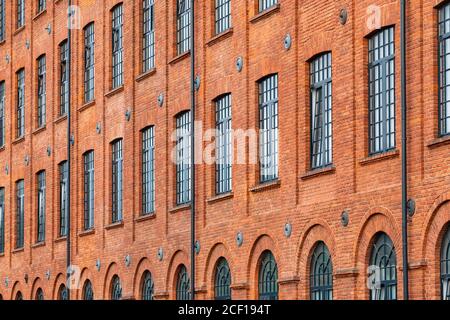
xmin=66 ymin=0 xmax=72 ymax=300
xmin=400 ymin=0 xmax=409 ymax=300
xmin=190 ymin=0 xmax=196 ymax=300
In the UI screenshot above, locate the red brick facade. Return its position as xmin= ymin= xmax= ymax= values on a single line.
xmin=0 ymin=0 xmax=449 ymax=300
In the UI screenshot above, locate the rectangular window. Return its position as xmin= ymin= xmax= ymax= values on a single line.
xmin=112 ymin=139 xmax=123 ymax=223
xmin=310 ymin=53 xmax=333 ymax=169
xmin=59 ymin=161 xmax=68 ymax=237
xmin=259 ymin=0 xmax=277 ymax=12
xmin=368 ymin=27 xmax=396 ymax=155
xmin=17 ymin=69 xmax=25 ymax=138
xmin=177 ymin=0 xmax=191 ymax=55
xmin=15 ymin=180 xmax=24 ymax=249
xmin=37 ymin=0 xmax=46 ymax=13
xmin=0 ymin=187 xmax=4 ymax=254
xmin=84 ymin=151 xmax=94 ymax=230
xmin=60 ymin=41 xmax=69 ymax=116
xmin=84 ymin=23 xmax=95 ymax=103
xmin=176 ymin=111 xmax=191 ymax=205
xmin=142 ymin=127 xmax=155 ymax=215
xmin=17 ymin=0 xmax=25 ymax=28
xmin=0 ymin=81 xmax=5 ymax=147
xmin=258 ymin=74 xmax=279 ymax=183
xmin=37 ymin=171 xmax=45 ymax=243
xmin=215 ymin=94 xmax=232 ymax=194
xmin=215 ymin=0 xmax=231 ymax=35
xmin=37 ymin=55 xmax=46 ymax=127
xmin=439 ymin=4 xmax=450 ymax=136
xmin=143 ymin=0 xmax=155 ymax=72
xmin=0 ymin=0 xmax=5 ymax=41
xmin=112 ymin=4 xmax=123 ymax=89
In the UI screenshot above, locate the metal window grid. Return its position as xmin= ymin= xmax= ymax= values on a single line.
xmin=112 ymin=139 xmax=123 ymax=223
xmin=177 ymin=0 xmax=191 ymax=55
xmin=258 ymin=251 xmax=278 ymax=300
xmin=259 ymin=0 xmax=277 ymax=12
xmin=142 ymin=127 xmax=155 ymax=215
xmin=176 ymin=265 xmax=191 ymax=300
xmin=59 ymin=161 xmax=68 ymax=237
xmin=111 ymin=276 xmax=122 ymax=300
xmin=143 ymin=0 xmax=155 ymax=72
xmin=36 ymin=288 xmax=44 ymax=300
xmin=59 ymin=41 xmax=69 ymax=116
xmin=37 ymin=0 xmax=46 ymax=13
xmin=215 ymin=258 xmax=231 ymax=300
xmin=37 ymin=171 xmax=46 ymax=243
xmin=439 ymin=4 xmax=450 ymax=136
xmin=17 ymin=0 xmax=25 ymax=28
xmin=441 ymin=227 xmax=450 ymax=300
xmin=176 ymin=111 xmax=191 ymax=205
xmin=15 ymin=180 xmax=24 ymax=249
xmin=0 ymin=0 xmax=5 ymax=41
xmin=142 ymin=271 xmax=154 ymax=300
xmin=215 ymin=94 xmax=232 ymax=194
xmin=0 ymin=188 xmax=4 ymax=254
xmin=112 ymin=5 xmax=124 ymax=89
xmin=84 ymin=23 xmax=95 ymax=103
xmin=0 ymin=81 xmax=5 ymax=147
xmin=83 ymin=280 xmax=94 ymax=300
xmin=17 ymin=69 xmax=25 ymax=138
xmin=310 ymin=242 xmax=333 ymax=300
xmin=37 ymin=55 xmax=46 ymax=127
xmin=84 ymin=151 xmax=95 ymax=231
xmin=215 ymin=0 xmax=231 ymax=35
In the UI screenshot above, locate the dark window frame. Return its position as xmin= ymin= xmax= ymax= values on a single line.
xmin=36 ymin=170 xmax=46 ymax=243
xmin=142 ymin=127 xmax=155 ymax=215
xmin=310 ymin=241 xmax=333 ymax=300
xmin=15 ymin=180 xmax=24 ymax=249
xmin=59 ymin=40 xmax=69 ymax=116
xmin=176 ymin=265 xmax=191 ymax=300
xmin=16 ymin=69 xmax=25 ymax=138
xmin=141 ymin=271 xmax=154 ymax=300
xmin=0 ymin=0 xmax=5 ymax=41
xmin=83 ymin=280 xmax=94 ymax=300
xmin=176 ymin=111 xmax=191 ymax=205
xmin=37 ymin=55 xmax=46 ymax=128
xmin=37 ymin=0 xmax=46 ymax=13
xmin=258 ymin=0 xmax=278 ymax=13
xmin=441 ymin=226 xmax=450 ymax=300
xmin=17 ymin=0 xmax=25 ymax=29
xmin=83 ymin=151 xmax=95 ymax=231
xmin=84 ymin=23 xmax=95 ymax=103
xmin=438 ymin=4 xmax=450 ymax=137
xmin=111 ymin=275 xmax=122 ymax=300
xmin=142 ymin=0 xmax=155 ymax=72
xmin=111 ymin=139 xmax=123 ymax=223
xmin=215 ymin=0 xmax=231 ymax=35
xmin=215 ymin=94 xmax=232 ymax=195
xmin=0 ymin=187 xmax=4 ymax=254
xmin=214 ymin=258 xmax=231 ymax=300
xmin=111 ymin=4 xmax=124 ymax=89
xmin=59 ymin=161 xmax=68 ymax=237
xmin=0 ymin=81 xmax=5 ymax=147
xmin=176 ymin=0 xmax=191 ymax=55
xmin=258 ymin=251 xmax=278 ymax=300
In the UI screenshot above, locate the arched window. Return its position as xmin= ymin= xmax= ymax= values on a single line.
xmin=83 ymin=280 xmax=94 ymax=300
xmin=111 ymin=275 xmax=122 ymax=300
xmin=258 ymin=251 xmax=278 ymax=300
xmin=58 ymin=284 xmax=68 ymax=300
xmin=35 ymin=288 xmax=44 ymax=300
xmin=214 ymin=258 xmax=231 ymax=300
xmin=310 ymin=242 xmax=333 ymax=300
xmin=441 ymin=226 xmax=450 ymax=300
xmin=369 ymin=233 xmax=397 ymax=300
xmin=141 ymin=271 xmax=154 ymax=300
xmin=176 ymin=265 xmax=190 ymax=300
xmin=15 ymin=291 xmax=23 ymax=300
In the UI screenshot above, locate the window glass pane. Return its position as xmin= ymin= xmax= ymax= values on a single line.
xmin=215 ymin=0 xmax=231 ymax=35
xmin=59 ymin=162 xmax=68 ymax=237
xmin=176 ymin=265 xmax=191 ymax=300
xmin=84 ymin=151 xmax=95 ymax=230
xmin=215 ymin=258 xmax=231 ymax=300
xmin=176 ymin=111 xmax=191 ymax=205
xmin=0 ymin=81 xmax=5 ymax=147
xmin=143 ymin=0 xmax=155 ymax=72
xmin=17 ymin=69 xmax=25 ymax=138
xmin=441 ymin=227 xmax=450 ymax=300
xmin=142 ymin=127 xmax=155 ymax=215
xmin=215 ymin=94 xmax=232 ymax=194
xmin=112 ymin=5 xmax=124 ymax=88
xmin=439 ymin=4 xmax=450 ymax=136
xmin=177 ymin=0 xmax=191 ymax=55
xmin=258 ymin=251 xmax=278 ymax=300
xmin=84 ymin=23 xmax=95 ymax=103
xmin=310 ymin=242 xmax=333 ymax=300
xmin=37 ymin=171 xmax=46 ymax=243
xmin=15 ymin=180 xmax=24 ymax=249
xmin=37 ymin=55 xmax=46 ymax=127
xmin=112 ymin=140 xmax=123 ymax=223
xmin=259 ymin=0 xmax=278 ymax=12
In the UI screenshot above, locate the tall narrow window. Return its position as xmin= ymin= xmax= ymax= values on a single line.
xmin=0 ymin=187 xmax=4 ymax=254
xmin=215 ymin=258 xmax=231 ymax=300
xmin=439 ymin=4 xmax=450 ymax=136
xmin=37 ymin=55 xmax=46 ymax=127
xmin=215 ymin=94 xmax=232 ymax=194
xmin=35 ymin=288 xmax=44 ymax=300
xmin=142 ymin=127 xmax=155 ymax=215
xmin=176 ymin=0 xmax=191 ymax=55
xmin=0 ymin=0 xmax=5 ymax=41
xmin=441 ymin=227 xmax=450 ymax=300
xmin=259 ymin=0 xmax=277 ymax=13
xmin=84 ymin=151 xmax=94 ymax=231
xmin=258 ymin=75 xmax=279 ymax=183
xmin=176 ymin=265 xmax=190 ymax=300
xmin=141 ymin=271 xmax=154 ymax=300
xmin=15 ymin=180 xmax=24 ymax=249
xmin=112 ymin=139 xmax=123 ymax=223
xmin=83 ymin=280 xmax=94 ymax=300
xmin=0 ymin=81 xmax=5 ymax=147
xmin=176 ymin=111 xmax=191 ymax=205
xmin=369 ymin=232 xmax=397 ymax=300
xmin=58 ymin=284 xmax=68 ymax=300
xmin=59 ymin=41 xmax=69 ymax=116
xmin=258 ymin=251 xmax=278 ymax=300
xmin=112 ymin=4 xmax=123 ymax=89
xmin=17 ymin=0 xmax=25 ymax=28
xmin=143 ymin=0 xmax=155 ymax=72
xmin=310 ymin=242 xmax=333 ymax=300
xmin=16 ymin=69 xmax=25 ymax=138
xmin=37 ymin=0 xmax=46 ymax=13
xmin=368 ymin=27 xmax=396 ymax=154
xmin=36 ymin=171 xmax=46 ymax=243
xmin=310 ymin=53 xmax=333 ymax=169
xmin=215 ymin=0 xmax=231 ymax=35
xmin=111 ymin=275 xmax=122 ymax=300
xmin=59 ymin=161 xmax=68 ymax=237
xmin=84 ymin=23 xmax=95 ymax=103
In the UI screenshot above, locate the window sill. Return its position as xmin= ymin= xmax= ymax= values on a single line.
xmin=55 ymin=236 xmax=67 ymax=243
xmin=105 ymin=85 xmax=124 ymax=98
xmin=78 ymin=100 xmax=96 ymax=113
xmin=206 ymin=28 xmax=233 ymax=47
xmin=135 ymin=213 xmax=156 ymax=223
xmin=250 ymin=4 xmax=281 ymax=24
xmin=301 ymin=165 xmax=336 ymax=181
xmin=250 ymin=179 xmax=281 ymax=193
xmin=136 ymin=68 xmax=156 ymax=82
xmin=207 ymin=192 xmax=234 ymax=204
xmin=12 ymin=136 xmax=25 ymax=145
xmin=13 ymin=26 xmax=26 ymax=36
xmin=12 ymin=248 xmax=24 ymax=254
xmin=32 ymin=241 xmax=46 ymax=249
xmin=79 ymin=229 xmax=95 ymax=237
xmin=105 ymin=221 xmax=124 ymax=230
xmin=54 ymin=114 xmax=67 ymax=124
xmin=32 ymin=125 xmax=46 ymax=135
xmin=169 ymin=51 xmax=191 ymax=65
xmin=359 ymin=149 xmax=400 ymax=166
xmin=169 ymin=203 xmax=191 ymax=214
xmin=427 ymin=134 xmax=450 ymax=149
xmin=33 ymin=9 xmax=47 ymax=21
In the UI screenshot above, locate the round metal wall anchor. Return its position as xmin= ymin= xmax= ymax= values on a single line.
xmin=45 ymin=270 xmax=51 ymax=280
xmin=194 ymin=75 xmax=201 ymax=91
xmin=195 ymin=241 xmax=201 ymax=255
xmin=284 ymin=34 xmax=292 ymax=50
xmin=4 ymin=277 xmax=9 ymax=288
xmin=25 ymin=40 xmax=30 ymax=49
xmin=47 ymin=146 xmax=52 ymax=157
xmin=339 ymin=8 xmax=348 ymax=25
xmin=96 ymin=122 xmax=102 ymax=134
xmin=157 ymin=93 xmax=164 ymax=107
xmin=45 ymin=24 xmax=52 ymax=35
xmin=95 ymin=259 xmax=101 ymax=271
xmin=157 ymin=247 xmax=164 ymax=261
xmin=407 ymin=199 xmax=416 ymax=217
xmin=236 ymin=232 xmax=244 ymax=247
xmin=236 ymin=56 xmax=243 ymax=72
xmin=5 ymin=55 xmax=10 ymax=64
xmin=24 ymin=155 xmax=30 ymax=166
xmin=125 ymin=255 xmax=131 ymax=267
xmin=70 ymin=134 xmax=75 ymax=146
xmin=341 ymin=210 xmax=350 ymax=227
xmin=125 ymin=110 xmax=132 ymax=122
xmin=5 ymin=164 xmax=9 ymax=175
xmin=284 ymin=223 xmax=292 ymax=238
